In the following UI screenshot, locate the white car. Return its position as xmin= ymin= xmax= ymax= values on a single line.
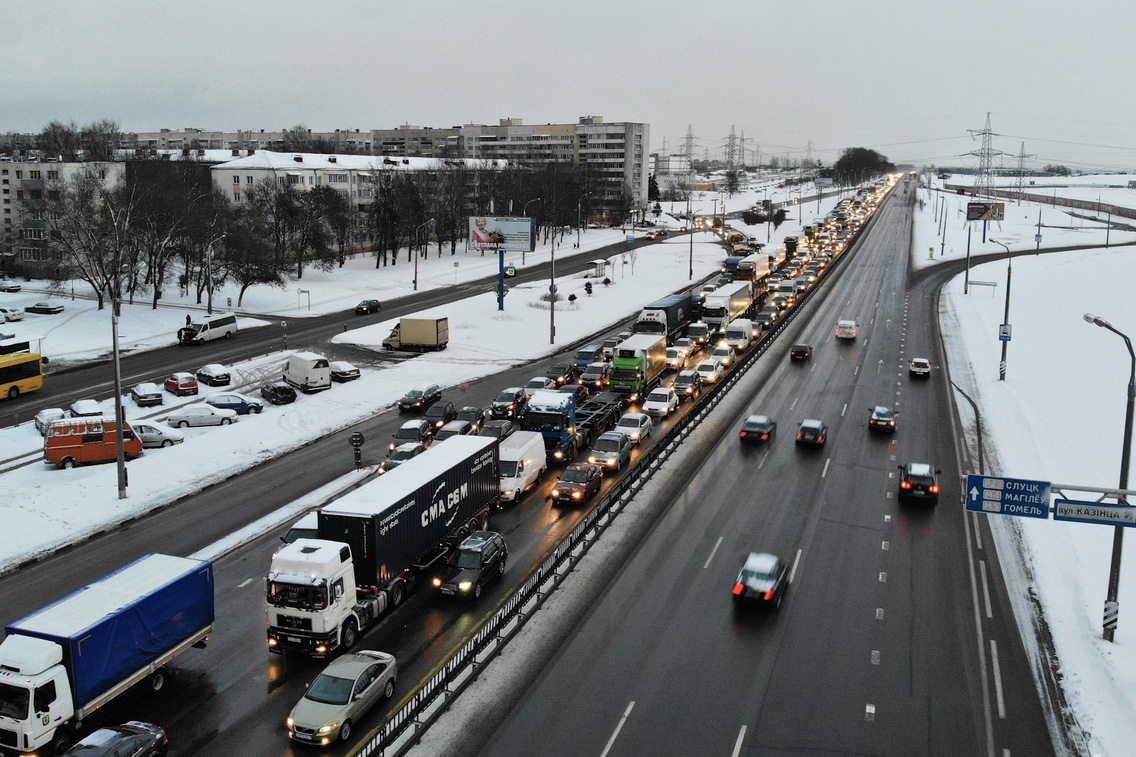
xmin=132 ymin=422 xmax=185 ymax=448
xmin=523 ymin=376 xmax=556 ymax=397
xmin=665 ymin=347 xmax=688 ymax=371
xmin=613 ymin=411 xmax=652 ymax=445
xmin=69 ymin=399 xmax=103 ymax=418
xmin=642 ymin=387 xmax=678 ymax=418
xmin=165 ymin=404 xmax=239 ymax=428
xmin=710 ymin=344 xmax=736 ymax=368
xmin=695 ymin=358 xmax=724 ymax=383
xmin=34 ymin=408 xmax=66 ymax=435
xmin=0 ymin=307 xmax=23 ymax=322
xmin=909 ymin=357 xmax=932 ymax=377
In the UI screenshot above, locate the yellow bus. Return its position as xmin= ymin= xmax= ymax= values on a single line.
xmin=0 ymin=351 xmax=44 ymax=400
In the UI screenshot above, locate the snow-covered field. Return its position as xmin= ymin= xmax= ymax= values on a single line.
xmin=3 ymin=171 xmax=1135 ymax=755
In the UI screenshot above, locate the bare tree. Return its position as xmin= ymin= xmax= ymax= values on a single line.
xmin=38 ymin=120 xmax=80 ymax=161
xmin=80 ymin=119 xmax=122 ymax=162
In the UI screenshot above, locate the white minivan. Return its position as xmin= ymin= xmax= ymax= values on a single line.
xmin=835 ymin=319 xmax=859 ymax=340
xmin=284 ymin=351 xmax=332 ymax=393
xmin=498 ymin=431 xmax=547 ymax=503
xmin=722 ymin=318 xmax=756 ymax=352
xmin=178 ymin=312 xmax=238 ymax=344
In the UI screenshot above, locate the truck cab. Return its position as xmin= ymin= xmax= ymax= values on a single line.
xmin=0 ymin=637 xmax=76 ymax=755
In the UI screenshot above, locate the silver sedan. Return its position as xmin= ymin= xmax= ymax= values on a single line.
xmin=287 ymin=650 xmax=397 ymax=745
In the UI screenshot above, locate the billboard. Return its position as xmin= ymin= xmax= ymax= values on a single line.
xmin=966 ymin=202 xmax=1005 ymax=222
xmin=467 ymin=216 xmax=535 ymax=253
xmin=815 ymin=177 xmax=834 ymax=186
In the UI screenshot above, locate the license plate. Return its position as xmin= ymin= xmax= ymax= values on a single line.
xmin=286 ymin=636 xmax=301 ymax=643
xmin=441 ymin=587 xmax=455 ymax=595
xmin=293 ymin=732 xmax=313 ymax=741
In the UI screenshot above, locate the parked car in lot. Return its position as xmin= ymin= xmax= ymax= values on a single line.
xmin=868 ymin=405 xmax=898 ymax=433
xmin=207 ymin=393 xmax=264 ymax=415
xmin=587 ymin=431 xmax=633 ymax=471
xmin=789 ymin=344 xmax=812 ymax=361
xmin=732 ymin=552 xmax=789 ymax=610
xmin=898 ymin=462 xmax=941 ymax=504
xmin=286 ymin=650 xmax=397 ymax=745
xmin=431 ymin=531 xmax=508 ymax=600
xmin=195 ymin=363 xmax=231 ymax=387
xmin=479 ymin=419 xmax=517 ymax=440
xmin=130 ymin=382 xmax=164 ymax=407
xmin=551 ymin=462 xmax=604 ymax=505
xmin=491 ymin=387 xmax=528 ymax=419
xmin=61 ymin=720 xmax=168 ymax=757
xmin=0 ymin=306 xmax=23 ymax=322
xmin=166 ymin=404 xmax=239 ymax=428
xmin=456 ymin=405 xmax=487 ymax=432
xmin=0 ymin=280 xmax=21 ymax=293
xmin=133 ymin=422 xmax=185 ymax=449
xmin=433 ymin=419 xmax=474 ymax=442
xmin=673 ymin=369 xmax=702 ymax=402
xmin=329 ymin=360 xmax=360 ymax=382
xmin=69 ymin=399 xmax=103 ymax=418
xmin=613 ymin=411 xmax=652 ymax=445
xmin=34 ymin=407 xmax=66 ymax=435
xmin=739 ymin=414 xmax=777 ymax=444
xmin=25 ymin=301 xmax=64 ymax=314
xmin=164 ymin=372 xmax=199 ymax=396
xmin=424 ymin=400 xmax=458 ymax=429
xmin=260 ymin=381 xmax=297 ymax=405
xmin=397 ymin=384 xmax=442 ymax=412
xmin=795 ymin=418 xmax=828 ymax=446
xmin=391 ymin=419 xmax=434 ymax=449
xmin=909 ymin=357 xmax=932 ymax=377
xmin=379 ymin=442 xmax=427 ymax=473
xmin=642 ymin=387 xmax=678 ymax=418
xmin=354 ymin=298 xmax=381 ymax=315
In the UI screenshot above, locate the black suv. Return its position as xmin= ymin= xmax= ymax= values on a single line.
xmin=673 ymin=370 xmax=702 ymax=402
xmin=432 ymin=531 xmax=508 ymax=600
xmin=398 ymin=384 xmax=442 ymax=413
xmin=490 ymin=387 xmax=527 ymax=419
xmin=898 ymin=463 xmax=941 ymax=504
xmin=424 ymin=400 xmax=458 ymax=429
xmin=545 ymin=361 xmax=578 ymax=386
xmin=789 ymin=344 xmax=812 ymax=361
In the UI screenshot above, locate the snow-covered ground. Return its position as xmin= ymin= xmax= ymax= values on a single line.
xmin=3 ymin=172 xmax=1135 ymax=755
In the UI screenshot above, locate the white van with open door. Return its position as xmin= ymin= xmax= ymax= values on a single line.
xmin=178 ymin=312 xmax=238 ymax=344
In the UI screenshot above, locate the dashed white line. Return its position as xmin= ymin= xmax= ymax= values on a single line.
xmin=990 ymin=640 xmax=1006 ymax=719
xmin=841 ymin=403 xmax=848 ymax=417
xmin=790 ymin=396 xmax=799 ymax=409
xmin=730 ymin=725 xmax=747 ymax=757
xmin=600 ymin=701 xmax=635 ymax=757
xmin=704 ymin=536 xmax=723 ymax=569
xmin=238 ymin=578 xmax=254 ymax=588
xmin=789 ymin=549 xmax=802 ymax=584
xmin=881 ymin=541 xmax=889 ymax=551
xmin=871 ymin=650 xmax=881 ymax=665
xmin=821 ymin=458 xmax=831 ymax=478
xmin=979 ymin=560 xmax=993 ymax=619
xmin=879 ymin=572 xmax=887 ymax=583
xmin=876 ymin=607 xmax=885 ymax=621
xmin=865 ymin=703 xmax=876 ymax=721
xmin=758 ymin=450 xmax=770 ymax=469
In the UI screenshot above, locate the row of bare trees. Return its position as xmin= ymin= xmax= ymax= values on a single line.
xmin=25 ymin=158 xmax=628 ymax=313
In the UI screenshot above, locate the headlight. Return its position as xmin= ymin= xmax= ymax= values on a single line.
xmin=318 ymin=724 xmax=338 ymax=734
xmin=554 ymin=450 xmax=564 ymax=459
xmin=459 ymin=581 xmax=472 ymax=592
xmin=552 ymin=489 xmax=561 ymax=498
xmin=588 ymin=455 xmax=597 ymax=463
xmin=572 ymin=491 xmax=582 ymax=499
xmin=432 ymin=577 xmax=441 ymax=587
xmin=286 ymin=717 xmax=294 ymax=727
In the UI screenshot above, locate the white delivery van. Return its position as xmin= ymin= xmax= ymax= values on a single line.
xmin=498 ymin=431 xmax=547 ymax=503
xmin=178 ymin=312 xmax=238 ymax=344
xmin=835 ymin=319 xmax=859 ymax=340
xmin=722 ymin=318 xmax=755 ymax=352
xmin=284 ymin=351 xmax=332 ymax=393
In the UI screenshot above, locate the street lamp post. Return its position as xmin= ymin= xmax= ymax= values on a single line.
xmin=576 ymin=194 xmax=589 ymax=250
xmin=413 ymin=218 xmax=434 ymax=291
xmin=111 ymin=297 xmax=126 ymax=499
xmin=991 ymin=239 xmax=1011 ymax=380
xmin=523 ymin=198 xmax=541 ymax=265
xmin=1083 ymin=312 xmax=1135 ymax=642
xmin=687 ymin=197 xmax=694 ymax=280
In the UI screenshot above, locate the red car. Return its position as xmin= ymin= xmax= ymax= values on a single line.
xmin=164 ymin=372 xmax=199 ymax=396
xmin=551 ymin=462 xmax=604 ymax=505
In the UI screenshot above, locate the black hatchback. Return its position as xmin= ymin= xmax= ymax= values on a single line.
xmin=424 ymin=400 xmax=458 ymax=429
xmin=432 ymin=531 xmax=508 ymax=600
xmin=62 ymin=721 xmax=168 ymax=756
xmin=898 ymin=462 xmax=941 ymax=504
xmin=260 ymin=381 xmax=297 ymax=405
xmin=355 ymin=299 xmax=381 ymax=314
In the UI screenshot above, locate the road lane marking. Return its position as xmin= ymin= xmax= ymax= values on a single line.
xmin=704 ymin=536 xmax=723 ymax=569
xmin=884 ymin=514 xmax=891 ymax=523
xmin=841 ymin=403 xmax=848 ymax=417
xmin=879 ymin=572 xmax=887 ymax=583
xmin=881 ymin=541 xmax=889 ymax=551
xmin=871 ymin=650 xmax=881 ymax=665
xmin=600 ymin=701 xmax=635 ymax=757
xmin=821 ymin=458 xmax=830 ymax=478
xmin=865 ymin=703 xmax=876 ymax=721
xmin=758 ymin=450 xmax=770 ymax=469
xmin=238 ymin=578 xmax=254 ymax=588
xmin=979 ymin=560 xmax=993 ymax=618
xmin=731 ymin=725 xmax=747 ymax=757
xmin=971 ymin=513 xmax=984 ymax=551
xmin=789 ymin=549 xmax=802 ymax=584
xmin=990 ymin=640 xmax=1006 ymax=718
xmin=876 ymin=608 xmax=885 ymax=620
xmin=963 ymin=500 xmax=997 ymax=755
xmin=790 ymin=396 xmax=798 ymax=409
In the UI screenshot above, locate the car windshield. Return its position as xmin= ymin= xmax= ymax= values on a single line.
xmin=425 ymin=405 xmax=448 ymax=417
xmin=305 ymin=673 xmax=354 ymax=706
xmin=480 ymin=425 xmax=505 ymax=438
xmin=499 ymin=460 xmax=521 ymax=477
xmin=395 ymin=427 xmax=421 ymax=440
xmin=495 ymin=390 xmax=518 ymax=402
xmin=744 ymin=420 xmax=767 ymax=431
xmin=561 ymin=469 xmax=591 ymax=484
xmin=698 ymin=362 xmax=716 ymax=371
xmin=646 ymin=392 xmax=669 ymax=403
xmin=593 ymin=438 xmax=620 ymax=452
xmin=675 ymin=376 xmax=694 ymax=387
xmin=390 ymin=448 xmax=418 ymax=461
xmin=457 ymin=410 xmax=480 ymax=421
xmin=548 ymin=365 xmax=570 ymax=375
xmin=526 ymin=380 xmax=547 ymax=389
xmin=617 ymin=418 xmax=640 ymax=429
xmin=523 ymin=412 xmax=564 ymax=432
xmin=453 ymin=549 xmax=482 ymax=570
xmin=404 ymin=390 xmax=423 ymax=400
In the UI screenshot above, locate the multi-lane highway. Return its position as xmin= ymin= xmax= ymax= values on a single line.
xmin=0 ymin=186 xmax=1061 ymax=757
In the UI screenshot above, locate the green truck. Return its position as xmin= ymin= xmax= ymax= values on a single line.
xmin=610 ymin=334 xmax=667 ymax=402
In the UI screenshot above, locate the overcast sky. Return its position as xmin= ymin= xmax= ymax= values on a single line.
xmin=4 ymin=0 xmax=1134 ymax=172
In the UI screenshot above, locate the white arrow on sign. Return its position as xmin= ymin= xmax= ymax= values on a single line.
xmin=970 ymin=486 xmax=980 ymax=502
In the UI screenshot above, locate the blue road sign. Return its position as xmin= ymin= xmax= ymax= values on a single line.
xmin=1053 ymin=499 xmax=1136 ymax=527
xmin=965 ymin=474 xmax=1050 ymax=519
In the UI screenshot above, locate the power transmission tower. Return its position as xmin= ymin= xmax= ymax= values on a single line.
xmin=723 ymin=126 xmax=738 ymax=170
xmin=805 ymin=140 xmax=814 ymax=170
xmin=682 ymin=125 xmax=697 ymax=174
xmin=966 ymin=112 xmax=1007 ymax=199
xmin=1013 ymin=142 xmax=1035 ymax=204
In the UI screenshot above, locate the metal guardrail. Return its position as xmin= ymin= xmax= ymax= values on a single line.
xmin=350 ymin=199 xmax=881 ymax=756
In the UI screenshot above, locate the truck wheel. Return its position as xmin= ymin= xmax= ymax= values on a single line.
xmin=50 ymin=733 xmax=74 ymax=757
xmin=61 ymin=458 xmax=76 ymax=469
xmin=338 ymin=720 xmax=352 ymax=742
xmin=390 ymin=581 xmax=405 ymax=608
xmin=341 ymin=620 xmax=358 ymax=650
xmin=478 ymin=513 xmax=490 ymax=531
xmin=149 ymin=669 xmax=168 ymax=692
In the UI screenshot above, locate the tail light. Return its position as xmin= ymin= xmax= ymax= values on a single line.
xmin=930 ymin=485 xmax=940 ymax=493
xmin=761 ymin=433 xmax=769 ymax=440
xmin=900 ymin=480 xmax=912 ymax=489
xmin=732 ymin=583 xmax=745 ymax=596
xmin=764 ymin=589 xmax=775 ymax=601
xmin=797 ymin=432 xmax=803 ymax=439
xmin=739 ymin=431 xmax=747 ymax=438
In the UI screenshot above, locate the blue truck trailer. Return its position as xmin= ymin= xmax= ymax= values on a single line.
xmin=0 ymin=554 xmax=214 ymax=756
xmin=266 ymin=435 xmax=500 ymax=656
xmin=521 ymin=390 xmax=626 ymax=462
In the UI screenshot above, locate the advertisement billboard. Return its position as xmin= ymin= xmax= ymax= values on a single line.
xmin=467 ymin=216 xmax=536 ymax=253
xmin=966 ymin=202 xmax=1005 ymax=222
